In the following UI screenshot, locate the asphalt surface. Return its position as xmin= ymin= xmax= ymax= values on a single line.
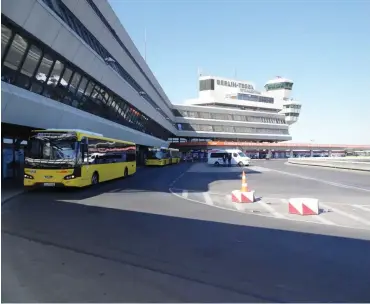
xmin=176 ymin=160 xmax=370 ymax=204
xmin=2 ymin=160 xmax=370 ymax=302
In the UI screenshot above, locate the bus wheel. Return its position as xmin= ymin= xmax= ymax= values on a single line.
xmin=215 ymin=161 xmax=220 ymax=166
xmin=91 ymin=172 xmax=99 ymax=185
xmin=238 ymin=161 xmax=244 ymax=167
xmin=124 ymin=167 xmax=128 ymax=178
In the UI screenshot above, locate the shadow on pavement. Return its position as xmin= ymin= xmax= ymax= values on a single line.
xmin=2 ymin=195 xmax=370 ymax=303
xmin=14 ymin=163 xmax=262 ymax=202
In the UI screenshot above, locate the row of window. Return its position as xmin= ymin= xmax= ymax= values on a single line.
xmin=167 ymin=138 xmax=278 ymax=143
xmin=176 ymin=123 xmax=289 ymax=134
xmin=173 ymin=110 xmax=286 ymax=124
xmin=286 ymin=113 xmax=300 ymax=117
xmin=284 ymin=104 xmax=301 ymax=109
xmin=40 ymin=0 xmax=173 ymax=123
xmin=265 ymin=82 xmax=293 ymax=91
xmin=84 ymin=0 xmax=172 ymax=114
xmin=86 ymin=138 xmax=136 ymax=163
xmin=237 ymin=93 xmax=274 ymax=104
xmin=1 ymin=19 xmax=172 ymax=140
xmin=198 ymin=103 xmax=280 ymax=113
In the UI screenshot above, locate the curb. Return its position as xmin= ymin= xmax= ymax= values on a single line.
xmin=287 ymin=160 xmax=370 ymax=172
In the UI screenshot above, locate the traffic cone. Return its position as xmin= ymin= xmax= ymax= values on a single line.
xmin=241 ymin=171 xmax=248 ymax=192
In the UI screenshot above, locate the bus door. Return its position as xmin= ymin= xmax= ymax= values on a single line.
xmin=80 ymin=137 xmax=91 ymax=184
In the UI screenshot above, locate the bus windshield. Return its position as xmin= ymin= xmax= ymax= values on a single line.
xmin=25 ymin=132 xmax=78 ymax=168
xmin=238 ymin=152 xmax=247 ymax=158
xmin=147 ymin=150 xmax=165 ymax=160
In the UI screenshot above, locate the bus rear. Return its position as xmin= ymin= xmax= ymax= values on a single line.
xmin=145 ymin=147 xmax=170 ymax=166
xmin=169 ymin=148 xmax=181 ymax=164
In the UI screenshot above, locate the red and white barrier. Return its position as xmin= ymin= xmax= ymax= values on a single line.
xmin=288 ymin=198 xmax=319 ymax=215
xmin=231 ymin=190 xmax=255 ymax=210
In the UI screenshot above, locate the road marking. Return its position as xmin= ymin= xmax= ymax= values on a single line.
xmin=168 ymin=188 xmax=370 ymax=231
xmin=320 ymin=202 xmax=370 ymax=226
xmin=352 ymin=204 xmax=370 ymax=212
xmin=203 ymin=192 xmax=214 ymax=205
xmin=169 ymin=171 xmax=186 ymax=187
xmin=313 ymin=214 xmax=336 ymax=225
xmin=266 ymin=168 xmax=370 ymax=193
xmin=258 ymin=200 xmax=287 ymax=219
xmin=182 ymin=190 xmax=188 ymax=199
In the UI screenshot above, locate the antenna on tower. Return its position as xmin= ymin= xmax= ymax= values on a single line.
xmin=197 ymin=67 xmax=202 ymax=77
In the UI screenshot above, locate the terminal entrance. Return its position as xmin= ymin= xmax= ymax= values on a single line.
xmin=1 ymin=123 xmax=35 ymax=186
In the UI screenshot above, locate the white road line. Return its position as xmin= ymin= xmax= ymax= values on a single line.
xmin=258 ymin=201 xmax=287 ymax=219
xmin=313 ymin=214 xmax=336 ymax=225
xmin=203 ymin=192 xmax=214 ymax=205
xmin=182 ymin=190 xmax=188 ymax=199
xmin=353 ymin=204 xmax=370 ymax=212
xmin=320 ymin=202 xmax=370 ymax=226
xmin=267 ymin=168 xmax=370 ymax=193
xmin=169 ymin=171 xmax=186 ymax=187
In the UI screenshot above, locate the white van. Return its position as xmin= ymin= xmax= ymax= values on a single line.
xmin=208 ymin=149 xmax=251 ymax=166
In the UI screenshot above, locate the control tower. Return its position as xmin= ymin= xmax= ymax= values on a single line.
xmin=265 ymin=76 xmax=301 ymax=125
xmin=264 ymin=76 xmax=294 ymax=100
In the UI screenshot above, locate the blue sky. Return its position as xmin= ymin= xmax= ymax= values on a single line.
xmin=109 ymin=0 xmax=370 ymax=144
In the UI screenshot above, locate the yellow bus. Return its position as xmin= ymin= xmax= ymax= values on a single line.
xmin=24 ymin=129 xmax=136 ymax=188
xmin=145 ymin=147 xmax=180 ymax=166
xmin=169 ymin=148 xmax=181 ymax=164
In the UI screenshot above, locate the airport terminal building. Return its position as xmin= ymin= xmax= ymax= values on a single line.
xmin=1 ymin=0 xmax=301 ymax=181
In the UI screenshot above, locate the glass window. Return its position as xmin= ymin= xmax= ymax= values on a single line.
xmin=187 ymin=111 xmax=197 ymax=118
xmin=1 ymin=24 xmax=12 ymax=58
xmin=200 ymin=125 xmax=213 ymax=132
xmin=213 ymin=125 xmax=223 ymax=132
xmin=199 ymin=112 xmax=211 ymax=119
xmin=35 ymin=53 xmax=53 ymax=83
xmin=199 ymin=79 xmax=215 ymax=91
xmin=91 ymin=85 xmax=101 ymax=100
xmin=3 ymin=34 xmax=28 ymax=70
xmin=47 ymin=60 xmax=64 ymax=87
xmin=69 ymin=72 xmax=81 ymax=94
xmin=84 ymin=81 xmax=95 ymax=97
xmin=106 ymin=95 xmax=113 ymax=107
xmin=98 ymin=89 xmax=107 ymax=104
xmin=234 ymin=115 xmax=245 ymax=121
xmin=20 ymin=45 xmax=42 ymax=77
xmin=60 ymin=67 xmax=73 ymax=88
xmin=223 ymin=126 xmax=234 ymax=132
xmin=212 ymin=113 xmax=231 ymax=120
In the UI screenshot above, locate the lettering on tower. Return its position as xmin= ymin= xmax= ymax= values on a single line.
xmin=216 ymin=79 xmax=254 ymax=90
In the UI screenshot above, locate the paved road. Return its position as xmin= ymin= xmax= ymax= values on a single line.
xmin=2 ymin=161 xmax=370 ymax=302
xmin=176 ymin=160 xmax=370 ymax=204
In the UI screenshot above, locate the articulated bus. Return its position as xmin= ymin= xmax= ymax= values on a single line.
xmin=24 ymin=129 xmax=136 ymax=188
xmin=145 ymin=147 xmax=180 ymax=166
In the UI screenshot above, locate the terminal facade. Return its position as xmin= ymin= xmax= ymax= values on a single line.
xmin=1 ymin=0 xmax=302 ymax=182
